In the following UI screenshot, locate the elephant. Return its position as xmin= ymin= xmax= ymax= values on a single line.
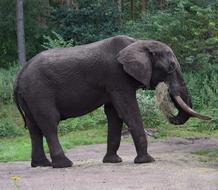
xmin=13 ymin=35 xmax=210 ymax=168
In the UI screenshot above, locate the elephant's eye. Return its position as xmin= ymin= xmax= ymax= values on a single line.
xmin=168 ymin=64 xmax=176 ymax=74
xmin=153 ymin=51 xmax=161 ymax=56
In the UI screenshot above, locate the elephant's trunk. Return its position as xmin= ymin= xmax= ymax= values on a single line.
xmin=166 ymin=70 xmax=210 ymax=125
xmin=168 ymin=84 xmax=192 ymax=125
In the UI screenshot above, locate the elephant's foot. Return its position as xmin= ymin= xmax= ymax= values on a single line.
xmin=31 ymin=158 xmax=52 ymax=167
xmin=52 ymin=156 xmax=73 ymax=168
xmin=103 ymin=154 xmax=122 ymax=163
xmin=134 ymin=154 xmax=155 ymax=164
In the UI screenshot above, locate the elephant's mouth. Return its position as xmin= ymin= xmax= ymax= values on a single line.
xmin=155 ymin=82 xmax=211 ymax=125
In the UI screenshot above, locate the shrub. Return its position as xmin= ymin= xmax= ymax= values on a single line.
xmin=0 ymin=64 xmax=20 ymax=104
xmin=42 ymin=31 xmax=74 ymax=49
xmin=137 ymin=90 xmax=166 ymax=128
xmin=59 ymin=108 xmax=106 ymax=135
xmin=184 ymin=64 xmax=218 ymax=109
xmin=0 ymin=0 xmax=50 ymax=68
xmin=0 ymin=118 xmax=19 ymax=137
xmin=48 ymin=1 xmax=121 ymax=45
xmin=124 ymin=0 xmax=218 ymax=71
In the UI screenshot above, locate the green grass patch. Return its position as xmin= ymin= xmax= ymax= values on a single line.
xmin=193 ymin=149 xmax=218 ymax=162
xmin=0 ymin=127 xmax=107 ymax=162
xmin=0 ymin=104 xmax=25 ymax=137
xmin=156 ymin=124 xmax=218 ymax=139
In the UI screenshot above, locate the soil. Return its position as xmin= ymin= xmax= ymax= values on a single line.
xmin=0 ymin=137 xmax=218 ymax=190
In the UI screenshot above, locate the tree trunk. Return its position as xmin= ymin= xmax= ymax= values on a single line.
xmin=117 ymin=0 xmax=122 ymax=13
xmin=65 ymin=0 xmax=72 ymax=6
xmin=130 ymin=0 xmax=134 ymax=20
xmin=141 ymin=0 xmax=146 ymax=17
xmin=158 ymin=0 xmax=165 ymax=9
xmin=16 ymin=0 xmax=26 ymax=66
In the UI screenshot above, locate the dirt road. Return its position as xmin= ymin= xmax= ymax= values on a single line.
xmin=0 ymin=137 xmax=218 ymax=190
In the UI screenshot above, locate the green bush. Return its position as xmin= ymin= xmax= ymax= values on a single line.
xmin=49 ymin=1 xmax=121 ymax=45
xmin=0 ymin=118 xmax=20 ymax=137
xmin=185 ymin=65 xmax=218 ymax=109
xmin=0 ymin=64 xmax=20 ymax=104
xmin=42 ymin=31 xmax=74 ymax=49
xmin=59 ymin=108 xmax=106 ymax=135
xmin=125 ymin=0 xmax=218 ymax=71
xmin=137 ymin=90 xmax=165 ymax=127
xmin=0 ymin=0 xmax=50 ymax=68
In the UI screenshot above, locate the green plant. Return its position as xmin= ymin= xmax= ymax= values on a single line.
xmin=137 ymin=90 xmax=165 ymax=127
xmin=0 ymin=118 xmax=19 ymax=137
xmin=42 ymin=31 xmax=74 ymax=49
xmin=185 ymin=65 xmax=218 ymax=109
xmin=0 ymin=64 xmax=20 ymax=104
xmin=193 ymin=148 xmax=218 ymax=162
xmin=59 ymin=108 xmax=106 ymax=135
xmin=125 ymin=0 xmax=218 ymax=71
xmin=0 ymin=0 xmax=50 ymax=68
xmin=49 ymin=1 xmax=121 ymax=45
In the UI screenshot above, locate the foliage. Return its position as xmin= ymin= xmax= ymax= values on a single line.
xmin=1 ymin=0 xmax=217 ymax=69
xmin=42 ymin=31 xmax=74 ymax=49
xmin=48 ymin=1 xmax=121 ymax=45
xmin=0 ymin=64 xmax=20 ymax=104
xmin=137 ymin=90 xmax=164 ymax=127
xmin=23 ymin=0 xmax=51 ymax=60
xmin=184 ymin=65 xmax=218 ymax=109
xmin=0 ymin=127 xmax=107 ymax=162
xmin=0 ymin=118 xmax=19 ymax=137
xmin=193 ymin=148 xmax=218 ymax=162
xmin=125 ymin=0 xmax=218 ymax=71
xmin=0 ymin=104 xmax=24 ymax=137
xmin=0 ymin=0 xmax=50 ymax=68
xmin=59 ymin=108 xmax=106 ymax=135
xmin=0 ymin=0 xmax=16 ymax=67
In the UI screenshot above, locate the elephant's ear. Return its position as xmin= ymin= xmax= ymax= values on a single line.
xmin=117 ymin=41 xmax=152 ymax=89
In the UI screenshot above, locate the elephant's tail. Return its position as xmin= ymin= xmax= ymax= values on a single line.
xmin=13 ymin=83 xmax=27 ymax=128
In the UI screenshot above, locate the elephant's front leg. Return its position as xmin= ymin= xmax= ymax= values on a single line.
xmin=103 ymin=103 xmax=123 ymax=163
xmin=110 ymin=90 xmax=155 ymax=163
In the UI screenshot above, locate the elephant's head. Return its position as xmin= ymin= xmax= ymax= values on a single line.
xmin=117 ymin=40 xmax=210 ymax=125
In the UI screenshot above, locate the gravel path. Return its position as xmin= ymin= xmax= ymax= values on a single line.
xmin=0 ymin=137 xmax=218 ymax=190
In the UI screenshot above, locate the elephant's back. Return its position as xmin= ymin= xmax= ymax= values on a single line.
xmin=16 ymin=35 xmax=136 ymax=92
xmin=21 ymin=35 xmax=136 ymax=72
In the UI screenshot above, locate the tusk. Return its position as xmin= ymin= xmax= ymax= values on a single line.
xmin=174 ymin=96 xmax=211 ymax=120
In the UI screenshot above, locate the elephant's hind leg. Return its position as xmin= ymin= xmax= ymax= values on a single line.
xmin=103 ymin=103 xmax=123 ymax=163
xmin=27 ymin=99 xmax=73 ymax=168
xmin=26 ymin=118 xmax=51 ymax=167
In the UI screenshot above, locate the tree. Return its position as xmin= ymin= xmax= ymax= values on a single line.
xmin=141 ymin=0 xmax=146 ymax=17
xmin=117 ymin=0 xmax=122 ymax=13
xmin=130 ymin=0 xmax=134 ymax=20
xmin=16 ymin=0 xmax=26 ymax=65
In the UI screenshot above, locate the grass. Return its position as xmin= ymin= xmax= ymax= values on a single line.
xmin=156 ymin=124 xmax=218 ymax=139
xmin=193 ymin=149 xmax=218 ymax=162
xmin=0 ymin=127 xmax=107 ymax=162
xmin=0 ymin=104 xmax=108 ymax=162
xmin=1 ymin=123 xmax=217 ymax=162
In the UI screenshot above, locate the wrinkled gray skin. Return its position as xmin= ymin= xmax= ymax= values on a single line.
xmin=14 ymin=35 xmax=192 ymax=168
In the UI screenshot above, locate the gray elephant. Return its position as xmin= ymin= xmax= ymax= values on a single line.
xmin=14 ymin=35 xmax=209 ymax=168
